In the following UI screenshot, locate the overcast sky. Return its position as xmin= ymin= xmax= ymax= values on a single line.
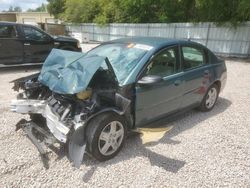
xmin=0 ymin=0 xmax=47 ymax=11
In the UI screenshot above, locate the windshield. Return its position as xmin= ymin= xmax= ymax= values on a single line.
xmin=86 ymin=43 xmax=149 ymax=84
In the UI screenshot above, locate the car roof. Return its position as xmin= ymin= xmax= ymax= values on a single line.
xmin=106 ymin=36 xmax=205 ymax=49
xmin=0 ymin=21 xmax=20 ymax=25
xmin=107 ymin=37 xmax=182 ymax=47
xmin=0 ymin=21 xmax=33 ymax=27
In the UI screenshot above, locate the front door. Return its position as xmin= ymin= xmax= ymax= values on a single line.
xmin=21 ymin=25 xmax=54 ymax=63
xmin=0 ymin=24 xmax=23 ymax=65
xmin=135 ymin=46 xmax=184 ymax=126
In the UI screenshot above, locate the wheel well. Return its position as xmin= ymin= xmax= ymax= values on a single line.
xmin=214 ymin=80 xmax=221 ymax=93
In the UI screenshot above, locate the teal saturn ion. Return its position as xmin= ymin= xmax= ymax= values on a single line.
xmin=11 ymin=37 xmax=227 ymax=167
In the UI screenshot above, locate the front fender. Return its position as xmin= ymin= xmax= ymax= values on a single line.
xmin=68 ymin=93 xmax=131 ymax=168
xmin=68 ymin=125 xmax=87 ymax=168
xmin=68 ymin=107 xmax=124 ymax=168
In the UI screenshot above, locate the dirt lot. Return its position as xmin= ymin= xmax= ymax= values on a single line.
xmin=0 ymin=58 xmax=250 ymax=187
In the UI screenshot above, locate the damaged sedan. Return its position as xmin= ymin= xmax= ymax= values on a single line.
xmin=10 ymin=37 xmax=227 ymax=168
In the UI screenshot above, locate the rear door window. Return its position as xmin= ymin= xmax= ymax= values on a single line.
xmin=0 ymin=25 xmax=17 ymax=38
xmin=182 ymin=46 xmax=206 ymax=70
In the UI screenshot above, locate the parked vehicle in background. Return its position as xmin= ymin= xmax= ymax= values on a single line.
xmin=0 ymin=22 xmax=82 ymax=66
xmin=11 ymin=37 xmax=227 ymax=168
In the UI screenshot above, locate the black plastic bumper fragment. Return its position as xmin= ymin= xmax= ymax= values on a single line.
xmin=16 ymin=119 xmax=87 ymax=168
xmin=68 ymin=127 xmax=87 ymax=168
xmin=15 ymin=119 xmax=56 ymax=168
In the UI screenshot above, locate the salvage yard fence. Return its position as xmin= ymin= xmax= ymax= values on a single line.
xmin=66 ymin=22 xmax=250 ymax=58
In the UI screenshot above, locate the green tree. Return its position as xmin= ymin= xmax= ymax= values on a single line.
xmin=47 ymin=0 xmax=250 ymax=25
xmin=7 ymin=6 xmax=22 ymax=12
xmin=47 ymin=0 xmax=66 ymax=18
xmin=60 ymin=0 xmax=100 ymax=22
xmin=195 ymin=0 xmax=250 ymax=25
xmin=27 ymin=3 xmax=47 ymax=12
xmin=236 ymin=0 xmax=250 ymax=22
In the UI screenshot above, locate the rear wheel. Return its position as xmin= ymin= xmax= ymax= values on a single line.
xmin=199 ymin=84 xmax=219 ymax=111
xmin=86 ymin=112 xmax=127 ymax=161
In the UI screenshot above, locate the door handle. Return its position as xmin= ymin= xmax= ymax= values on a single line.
xmin=24 ymin=43 xmax=31 ymax=46
xmin=174 ymin=80 xmax=181 ymax=86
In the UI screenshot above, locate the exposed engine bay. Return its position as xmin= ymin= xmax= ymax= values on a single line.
xmin=10 ymin=49 xmax=132 ymax=168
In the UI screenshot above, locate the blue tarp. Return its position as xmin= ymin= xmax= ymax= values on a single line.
xmin=38 ymin=49 xmax=107 ymax=94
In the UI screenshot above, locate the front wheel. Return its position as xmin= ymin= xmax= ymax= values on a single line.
xmin=86 ymin=112 xmax=127 ymax=161
xmin=199 ymin=84 xmax=219 ymax=111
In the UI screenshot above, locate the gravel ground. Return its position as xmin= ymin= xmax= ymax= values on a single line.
xmin=0 ymin=51 xmax=249 ymax=187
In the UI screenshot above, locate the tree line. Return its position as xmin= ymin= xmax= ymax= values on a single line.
xmin=47 ymin=0 xmax=250 ymax=25
xmin=3 ymin=0 xmax=250 ymax=26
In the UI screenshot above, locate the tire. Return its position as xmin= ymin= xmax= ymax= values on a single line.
xmin=199 ymin=84 xmax=219 ymax=111
xmin=86 ymin=112 xmax=127 ymax=161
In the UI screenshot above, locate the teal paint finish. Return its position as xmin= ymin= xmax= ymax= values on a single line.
xmin=88 ymin=37 xmax=227 ymax=127
xmin=180 ymin=65 xmax=213 ymax=108
xmin=135 ymin=72 xmax=184 ymax=125
xmin=38 ymin=49 xmax=108 ymax=94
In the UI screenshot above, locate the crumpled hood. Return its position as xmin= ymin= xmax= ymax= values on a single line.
xmin=38 ymin=49 xmax=111 ymax=94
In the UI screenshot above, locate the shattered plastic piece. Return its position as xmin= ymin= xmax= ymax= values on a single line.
xmin=68 ymin=127 xmax=86 ymax=168
xmin=135 ymin=126 xmax=173 ymax=144
xmin=76 ymin=89 xmax=92 ymax=100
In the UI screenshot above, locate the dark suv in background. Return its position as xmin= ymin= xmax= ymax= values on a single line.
xmin=0 ymin=22 xmax=82 ymax=66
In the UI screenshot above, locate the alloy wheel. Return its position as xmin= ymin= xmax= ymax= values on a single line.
xmin=205 ymin=87 xmax=217 ymax=109
xmin=98 ymin=121 xmax=124 ymax=156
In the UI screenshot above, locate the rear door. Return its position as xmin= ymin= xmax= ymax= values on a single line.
xmin=21 ymin=25 xmax=54 ymax=63
xmin=0 ymin=24 xmax=23 ymax=65
xmin=180 ymin=45 xmax=211 ymax=108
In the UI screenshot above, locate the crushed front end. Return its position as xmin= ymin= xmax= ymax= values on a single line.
xmin=11 ymin=75 xmax=97 ymax=168
xmin=10 ymin=49 xmax=131 ymax=168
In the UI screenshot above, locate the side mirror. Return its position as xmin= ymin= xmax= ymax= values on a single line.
xmin=137 ymin=75 xmax=163 ymax=86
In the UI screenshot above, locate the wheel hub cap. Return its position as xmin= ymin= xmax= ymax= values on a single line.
xmin=205 ymin=87 xmax=217 ymax=109
xmin=98 ymin=121 xmax=124 ymax=156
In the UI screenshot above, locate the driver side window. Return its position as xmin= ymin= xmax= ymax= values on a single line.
xmin=23 ymin=26 xmax=48 ymax=41
xmin=145 ymin=46 xmax=179 ymax=77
